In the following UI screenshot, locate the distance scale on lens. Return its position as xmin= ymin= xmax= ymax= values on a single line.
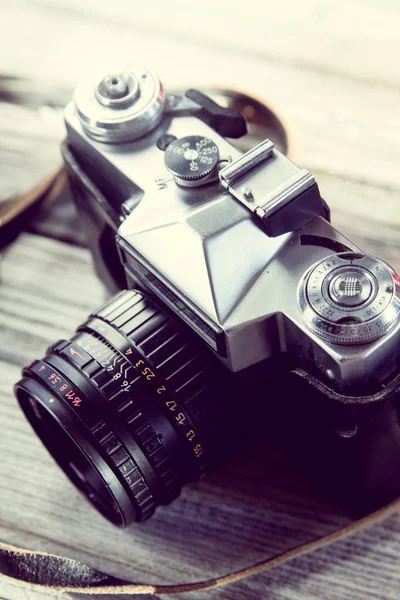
xmin=164 ymin=135 xmax=220 ymax=184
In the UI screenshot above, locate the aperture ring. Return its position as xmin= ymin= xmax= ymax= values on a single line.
xmin=96 ymin=290 xmax=231 ymax=472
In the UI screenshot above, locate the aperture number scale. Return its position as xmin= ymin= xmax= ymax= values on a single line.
xmin=77 ymin=326 xmax=205 ymax=463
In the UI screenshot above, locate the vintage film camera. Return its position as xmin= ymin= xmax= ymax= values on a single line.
xmin=15 ymin=65 xmax=400 ymax=526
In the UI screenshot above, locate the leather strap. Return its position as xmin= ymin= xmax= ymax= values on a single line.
xmin=0 ymin=166 xmax=66 ymax=229
xmin=1 ymin=496 xmax=400 ymax=594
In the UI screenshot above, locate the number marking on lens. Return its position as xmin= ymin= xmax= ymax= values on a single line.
xmin=70 ymin=347 xmax=85 ymax=361
xmin=80 ymin=318 xmax=208 ymax=466
xmin=176 ymin=413 xmax=186 ymax=425
xmin=194 ymin=444 xmax=203 ymax=457
xmin=28 ymin=361 xmax=98 ymax=429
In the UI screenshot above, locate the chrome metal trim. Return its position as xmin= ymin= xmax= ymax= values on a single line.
xmin=219 ymin=139 xmax=315 ymax=223
xmin=298 ymin=253 xmax=400 ymax=345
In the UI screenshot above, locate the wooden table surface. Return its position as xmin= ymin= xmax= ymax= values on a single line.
xmin=1 ymin=1 xmax=400 ymax=598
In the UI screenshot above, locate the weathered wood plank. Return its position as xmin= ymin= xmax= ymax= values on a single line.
xmin=1 ymin=1 xmax=400 ymax=192
xmin=0 ymin=578 xmax=64 ymax=600
xmin=9 ymin=0 xmax=400 ymax=88
xmin=315 ymin=170 xmax=400 ymax=271
xmin=0 ymin=101 xmax=63 ymax=202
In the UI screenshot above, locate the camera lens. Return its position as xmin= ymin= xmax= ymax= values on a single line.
xmin=15 ymin=289 xmax=234 ymax=526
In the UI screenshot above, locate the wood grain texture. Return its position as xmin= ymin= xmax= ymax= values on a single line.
xmin=1 ymin=0 xmax=400 ymax=598
xmin=1 ymin=1 xmax=400 ymax=191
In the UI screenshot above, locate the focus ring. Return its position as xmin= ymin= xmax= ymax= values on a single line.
xmin=94 ymin=290 xmax=223 ymax=470
xmin=79 ymin=315 xmax=207 ymax=473
xmin=91 ymin=421 xmax=155 ymax=519
xmin=119 ymin=296 xmax=229 ymax=462
xmin=69 ymin=333 xmax=182 ymax=504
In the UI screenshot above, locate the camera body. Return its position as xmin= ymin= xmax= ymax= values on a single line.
xmin=65 ymin=66 xmax=400 ymax=391
xmin=17 ymin=65 xmax=400 ymax=524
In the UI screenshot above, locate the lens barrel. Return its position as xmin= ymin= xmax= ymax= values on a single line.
xmin=15 ymin=289 xmax=234 ymax=526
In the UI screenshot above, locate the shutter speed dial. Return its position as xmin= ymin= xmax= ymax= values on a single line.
xmin=298 ymin=252 xmax=400 ymax=345
xmin=164 ymin=135 xmax=220 ymax=186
